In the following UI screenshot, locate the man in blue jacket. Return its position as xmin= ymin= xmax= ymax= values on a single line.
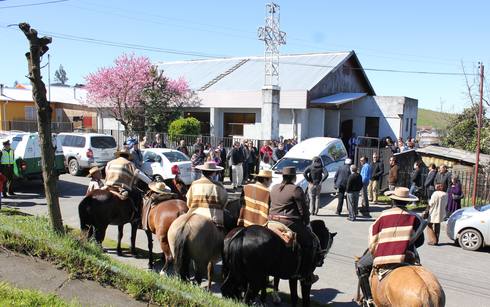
xmin=359 ymin=156 xmax=372 ymax=216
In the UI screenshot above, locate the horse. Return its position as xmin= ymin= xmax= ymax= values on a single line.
xmin=221 ymin=220 xmax=336 ymax=306
xmin=167 ymin=213 xmax=224 ymax=290
xmin=144 ymin=198 xmax=188 ymax=273
xmin=78 ymin=182 xmax=147 ymax=256
xmin=357 ymin=265 xmax=445 ymax=307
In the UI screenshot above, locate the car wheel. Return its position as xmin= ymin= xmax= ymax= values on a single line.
xmin=68 ymin=159 xmax=82 ymax=176
xmin=154 ymin=175 xmax=164 ymax=182
xmin=458 ymin=229 xmax=483 ymax=251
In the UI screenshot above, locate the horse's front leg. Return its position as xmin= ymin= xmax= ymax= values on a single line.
xmin=289 ymin=278 xmax=299 ymax=307
xmin=117 ymin=225 xmax=124 ymax=256
xmin=272 ymin=277 xmax=282 ymax=304
xmin=146 ymin=230 xmax=153 ymax=270
xmin=300 ymin=279 xmax=312 ymax=307
xmin=130 ymin=221 xmax=138 ymax=256
xmin=207 ymin=261 xmax=214 ymax=290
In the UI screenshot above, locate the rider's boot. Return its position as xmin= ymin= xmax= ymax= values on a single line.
xmin=359 ymin=273 xmax=375 ymax=306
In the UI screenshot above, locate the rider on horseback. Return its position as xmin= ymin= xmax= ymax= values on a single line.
xmin=237 ymin=169 xmax=273 ymax=227
xmin=356 ymin=187 xmax=426 ymax=306
xmin=269 ymin=166 xmax=318 ymax=284
xmin=186 ymin=161 xmax=228 ymax=228
xmin=104 ymin=150 xmax=152 ymax=203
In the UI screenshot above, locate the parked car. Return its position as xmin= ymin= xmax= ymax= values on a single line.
xmin=270 ymin=137 xmax=348 ymax=194
xmin=141 ymin=148 xmax=192 ymax=185
xmin=446 ymin=204 xmax=490 ymax=251
xmin=0 ymin=132 xmax=65 ymax=179
xmin=57 ymin=133 xmax=117 ymax=176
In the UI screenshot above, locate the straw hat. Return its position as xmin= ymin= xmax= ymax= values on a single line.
xmin=149 ymin=182 xmax=171 ymax=194
xmin=384 ymin=187 xmax=418 ymax=202
xmin=87 ymin=166 xmax=102 ymax=177
xmin=196 ymin=161 xmax=224 ymax=171
xmin=253 ymin=169 xmax=273 ymax=178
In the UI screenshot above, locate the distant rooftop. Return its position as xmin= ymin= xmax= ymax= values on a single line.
xmin=0 ymin=85 xmax=86 ymax=105
xmin=417 ymin=145 xmax=490 ymax=165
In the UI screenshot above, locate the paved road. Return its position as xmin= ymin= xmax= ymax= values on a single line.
xmin=4 ymin=174 xmax=490 ymax=307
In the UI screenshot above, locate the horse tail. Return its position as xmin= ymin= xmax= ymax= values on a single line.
xmin=221 ymin=228 xmax=246 ymax=298
xmin=173 ymin=214 xmax=194 ymax=279
xmin=78 ymin=196 xmax=92 ymax=233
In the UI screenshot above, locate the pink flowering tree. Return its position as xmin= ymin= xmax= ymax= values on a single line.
xmin=85 ymin=53 xmax=196 ymax=134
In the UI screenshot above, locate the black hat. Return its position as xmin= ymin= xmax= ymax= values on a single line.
xmin=282 ymin=166 xmax=296 ymax=176
xmin=2 ymin=140 xmax=10 ymax=146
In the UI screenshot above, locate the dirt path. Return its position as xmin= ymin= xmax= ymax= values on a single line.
xmin=0 ymin=249 xmax=150 ymax=307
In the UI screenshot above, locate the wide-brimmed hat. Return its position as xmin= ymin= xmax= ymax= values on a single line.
xmin=196 ymin=161 xmax=224 ymax=171
xmin=384 ymin=187 xmax=418 ymax=202
xmin=115 ymin=149 xmax=132 ymax=160
xmin=253 ymin=169 xmax=273 ymax=178
xmin=87 ymin=166 xmax=102 ymax=177
xmin=282 ymin=166 xmax=296 ymax=176
xmin=2 ymin=140 xmax=10 ymax=146
xmin=149 ymin=182 xmax=171 ymax=194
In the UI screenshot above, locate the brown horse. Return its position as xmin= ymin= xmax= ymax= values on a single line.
xmin=167 ymin=213 xmax=224 ymax=289
xmin=358 ymin=265 xmax=445 ymax=307
xmin=144 ymin=199 xmax=188 ymax=272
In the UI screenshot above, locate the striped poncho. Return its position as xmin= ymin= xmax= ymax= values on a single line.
xmin=237 ymin=182 xmax=270 ymax=227
xmin=369 ymin=207 xmax=420 ymax=266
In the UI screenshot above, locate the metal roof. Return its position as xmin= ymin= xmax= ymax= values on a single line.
xmin=310 ymin=92 xmax=367 ymax=106
xmin=157 ymin=51 xmax=353 ymax=92
xmin=0 ymin=86 xmax=86 ymax=105
xmin=416 ymin=145 xmax=490 ymax=165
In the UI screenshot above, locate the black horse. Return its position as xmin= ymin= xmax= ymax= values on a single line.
xmin=221 ymin=220 xmax=336 ymax=306
xmin=78 ymin=180 xmax=149 ymax=257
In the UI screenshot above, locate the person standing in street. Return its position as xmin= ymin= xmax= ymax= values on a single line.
xmin=272 ymin=142 xmax=286 ymax=165
xmin=304 ymin=156 xmax=326 ymax=215
xmin=434 ymin=164 xmax=451 ymax=191
xmin=241 ymin=140 xmax=251 ymax=184
xmin=190 ymin=148 xmax=204 ymax=182
xmin=259 ymin=141 xmax=273 ymax=168
xmin=447 ymin=176 xmax=463 ymax=217
xmin=346 ymin=165 xmax=363 ymax=221
xmin=426 ymin=184 xmax=448 ymax=245
xmin=368 ymin=153 xmax=384 ymax=203
xmin=193 ymin=137 xmax=205 ymax=153
xmin=176 ymin=139 xmax=189 ymax=156
xmin=217 ymin=142 xmax=227 ymax=183
xmin=348 ymin=133 xmax=357 ymax=159
xmin=387 ymin=156 xmax=399 ymax=191
xmin=237 ymin=169 xmax=273 ymax=227
xmin=424 ymin=163 xmax=437 ymax=200
xmin=227 ymin=141 xmax=244 ymax=191
xmin=409 ymin=161 xmax=422 ymax=197
xmin=0 ymin=140 xmax=16 ymax=197
xmin=152 ymin=133 xmax=167 ymax=148
xmin=359 ymin=156 xmax=372 ymax=216
xmin=0 ymin=171 xmax=6 ymax=209
xmin=334 ymin=158 xmax=352 ymax=215
xmin=128 ymin=139 xmax=143 ymax=170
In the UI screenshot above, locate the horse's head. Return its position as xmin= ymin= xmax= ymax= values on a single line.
xmin=223 ymin=198 xmax=241 ymax=233
xmin=310 ymin=220 xmax=337 ymax=266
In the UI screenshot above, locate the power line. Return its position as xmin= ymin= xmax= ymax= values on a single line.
xmin=0 ymin=0 xmax=69 ymax=9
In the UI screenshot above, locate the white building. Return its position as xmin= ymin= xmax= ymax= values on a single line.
xmin=104 ymin=51 xmax=418 ymax=141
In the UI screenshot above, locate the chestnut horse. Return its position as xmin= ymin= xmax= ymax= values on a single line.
xmin=357 ymin=265 xmax=445 ymax=307
xmin=144 ymin=199 xmax=188 ymax=272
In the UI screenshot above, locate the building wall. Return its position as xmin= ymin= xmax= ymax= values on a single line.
xmin=308 ymin=108 xmax=325 ymax=137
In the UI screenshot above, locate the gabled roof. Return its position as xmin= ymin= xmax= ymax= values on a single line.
xmin=417 ymin=145 xmax=490 ymax=165
xmin=0 ymin=86 xmax=87 ymax=105
xmin=157 ymin=51 xmax=372 ymax=92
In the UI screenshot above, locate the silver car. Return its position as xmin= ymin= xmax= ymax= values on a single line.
xmin=58 ymin=133 xmax=117 ymax=176
xmin=446 ymin=204 xmax=490 ymax=251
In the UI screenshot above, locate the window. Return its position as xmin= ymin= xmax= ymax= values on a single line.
xmin=71 ymin=136 xmax=86 ymax=148
xmin=327 ymin=142 xmax=348 ymax=161
xmin=409 ymin=118 xmax=413 ymax=138
xmin=91 ymin=136 xmax=116 ymax=149
xmin=272 ymin=158 xmax=312 ymax=173
xmin=163 ymin=151 xmax=190 ymax=162
xmin=61 ymin=135 xmax=73 ymax=146
xmin=365 ymin=117 xmax=379 ymax=138
xmin=223 ymin=113 xmax=256 ymax=136
xmin=143 ymin=151 xmax=158 ymax=163
xmin=25 ymin=106 xmax=36 ymax=120
xmin=405 ymin=118 xmax=409 ymax=132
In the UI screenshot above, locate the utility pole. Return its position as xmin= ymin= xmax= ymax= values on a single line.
xmin=258 ymin=2 xmax=286 ymax=141
xmin=472 ymin=63 xmax=484 ymax=207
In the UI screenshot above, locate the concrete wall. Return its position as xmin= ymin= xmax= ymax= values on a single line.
xmin=308 ymin=108 xmax=325 ymax=137
xmin=198 ymin=90 xmax=307 ymax=109
xmin=324 ymin=109 xmax=340 ymax=137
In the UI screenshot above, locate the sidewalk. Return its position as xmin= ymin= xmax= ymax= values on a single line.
xmin=0 ymin=249 xmax=150 ymax=307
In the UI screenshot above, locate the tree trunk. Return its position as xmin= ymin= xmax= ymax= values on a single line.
xmin=19 ymin=23 xmax=64 ymax=233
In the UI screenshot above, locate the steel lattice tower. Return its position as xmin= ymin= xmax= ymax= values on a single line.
xmin=258 ymin=2 xmax=286 ymax=86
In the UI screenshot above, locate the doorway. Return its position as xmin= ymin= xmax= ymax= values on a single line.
xmin=340 ymin=119 xmax=353 ymax=150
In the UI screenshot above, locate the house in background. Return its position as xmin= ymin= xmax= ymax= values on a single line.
xmin=0 ymin=84 xmax=97 ymax=132
xmin=137 ymin=50 xmax=419 ymax=141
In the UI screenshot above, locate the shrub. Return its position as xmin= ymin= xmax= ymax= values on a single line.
xmin=168 ymin=117 xmax=201 ymax=141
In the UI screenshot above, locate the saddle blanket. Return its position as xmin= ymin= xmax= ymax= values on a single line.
xmin=267 ymin=220 xmax=296 ymax=247
xmin=141 ymin=193 xmax=177 ymax=231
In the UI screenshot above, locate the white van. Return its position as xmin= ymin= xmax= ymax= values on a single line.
xmin=0 ymin=132 xmax=65 ymax=179
xmin=270 ymin=137 xmax=348 ymax=194
xmin=57 ymin=133 xmax=117 ymax=176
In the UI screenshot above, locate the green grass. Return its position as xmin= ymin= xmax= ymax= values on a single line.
xmin=0 ymin=208 xmax=244 ymax=307
xmin=417 ymin=108 xmax=455 ymax=130
xmin=0 ymin=282 xmax=80 ymax=307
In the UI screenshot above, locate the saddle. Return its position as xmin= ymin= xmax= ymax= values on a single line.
xmin=102 ymin=186 xmax=129 ymax=200
xmin=267 ymin=220 xmax=296 ymax=247
xmin=141 ymin=192 xmax=178 ymax=231
xmin=372 ymin=251 xmax=421 ymax=281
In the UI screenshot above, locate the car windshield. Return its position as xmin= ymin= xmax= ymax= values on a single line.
xmin=10 ymin=136 xmax=23 ymax=150
xmin=272 ymin=158 xmax=312 ymax=173
xmin=91 ymin=136 xmax=116 ymax=149
xmin=163 ymin=151 xmax=190 ymax=162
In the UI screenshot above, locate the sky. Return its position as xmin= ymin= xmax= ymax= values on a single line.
xmin=0 ymin=0 xmax=489 ymax=113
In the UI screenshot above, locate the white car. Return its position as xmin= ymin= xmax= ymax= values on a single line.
xmin=270 ymin=137 xmax=347 ymax=194
xmin=141 ymin=148 xmax=192 ymax=185
xmin=446 ymin=204 xmax=490 ymax=251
